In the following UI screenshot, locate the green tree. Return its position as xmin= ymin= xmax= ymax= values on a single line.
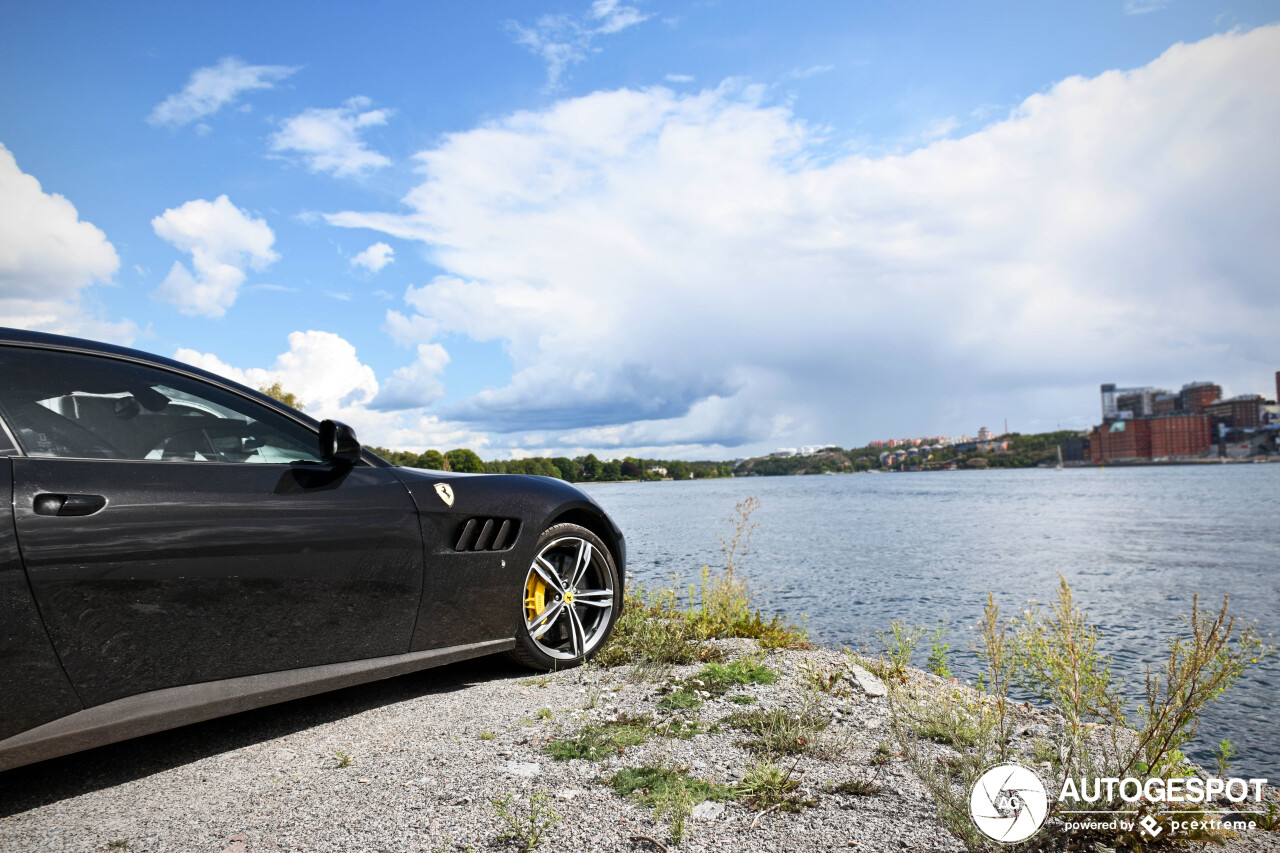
xmin=418 ymin=449 xmax=447 ymax=470
xmin=259 ymin=381 xmax=304 ymax=411
xmin=620 ymin=457 xmax=642 ymax=479
xmin=666 ymin=460 xmax=691 ymax=480
xmin=578 ymin=454 xmax=602 ymax=481
xmin=599 ymin=460 xmax=623 ymax=481
xmin=551 ymin=457 xmax=578 ymax=481
xmin=445 ymin=448 xmax=485 ymax=473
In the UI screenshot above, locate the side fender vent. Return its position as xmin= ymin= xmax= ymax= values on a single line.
xmin=454 ymin=517 xmax=521 ymax=552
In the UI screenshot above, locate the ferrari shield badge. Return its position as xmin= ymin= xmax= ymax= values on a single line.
xmin=434 ymin=483 xmax=455 ymax=507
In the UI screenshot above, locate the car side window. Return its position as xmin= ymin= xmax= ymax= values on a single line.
xmin=0 ymin=347 xmax=324 ymax=464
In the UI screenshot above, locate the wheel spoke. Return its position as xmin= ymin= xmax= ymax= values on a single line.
xmin=575 ymin=588 xmax=613 ymax=608
xmin=528 ymin=600 xmax=564 ymax=639
xmin=567 ymin=606 xmax=586 ymax=657
xmin=569 ymin=540 xmax=593 ymax=589
xmin=532 ymin=557 xmax=564 ymax=595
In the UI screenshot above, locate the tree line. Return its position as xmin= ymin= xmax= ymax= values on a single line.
xmin=364 ymin=446 xmax=735 ymax=483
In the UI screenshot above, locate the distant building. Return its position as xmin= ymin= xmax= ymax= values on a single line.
xmin=1087 ymin=419 xmax=1152 ymax=462
xmin=1153 ymin=393 xmax=1180 ymax=416
xmin=977 ymin=426 xmax=993 ymax=441
xmin=1180 ymin=381 xmax=1222 ymax=414
xmin=1149 ymin=414 xmax=1212 ymax=458
xmin=1116 ymin=388 xmax=1167 ymax=418
xmin=1204 ymin=395 xmax=1263 ymax=430
xmin=647 ymin=466 xmax=668 ymax=476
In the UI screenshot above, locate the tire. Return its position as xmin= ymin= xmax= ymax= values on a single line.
xmin=507 ymin=523 xmax=621 ymax=670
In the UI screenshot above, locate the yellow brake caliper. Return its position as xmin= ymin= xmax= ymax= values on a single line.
xmin=525 ymin=574 xmax=547 ymax=622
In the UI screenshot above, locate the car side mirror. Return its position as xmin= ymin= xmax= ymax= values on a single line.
xmin=319 ymin=419 xmax=362 ymax=465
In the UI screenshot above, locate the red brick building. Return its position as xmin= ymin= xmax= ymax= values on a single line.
xmin=1180 ymin=382 xmax=1222 ymax=414
xmin=1087 ymin=419 xmax=1152 ymax=462
xmin=1149 ymin=414 xmax=1212 ymax=458
xmin=1204 ymin=396 xmax=1263 ymax=430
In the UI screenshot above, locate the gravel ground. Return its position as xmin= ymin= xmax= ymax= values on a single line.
xmin=1 ymin=642 xmax=1276 ymax=853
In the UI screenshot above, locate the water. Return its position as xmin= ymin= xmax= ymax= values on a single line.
xmin=581 ymin=465 xmax=1280 ymax=778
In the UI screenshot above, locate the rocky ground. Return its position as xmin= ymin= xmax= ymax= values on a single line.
xmin=1 ymin=642 xmax=1276 ymax=853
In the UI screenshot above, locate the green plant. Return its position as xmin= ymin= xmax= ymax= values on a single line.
xmin=479 ymin=730 xmax=497 ymax=741
xmin=332 ymin=750 xmax=354 ymax=768
xmin=518 ymin=675 xmax=553 ymax=688
xmin=798 ymin=660 xmax=850 ymax=695
xmin=1215 ymin=737 xmax=1236 ymax=778
xmin=735 ymin=758 xmax=816 ymax=811
xmin=869 ymin=741 xmax=894 ymax=766
xmin=825 ymin=774 xmax=883 ymax=796
xmin=729 ymin=694 xmax=757 ymax=705
xmin=610 ymin=764 xmax=735 ymax=806
xmin=927 ymin=624 xmax=951 ymax=678
xmin=432 ymin=838 xmax=475 ymax=853
xmin=724 ymin=701 xmax=830 ymax=756
xmin=536 ymin=707 xmax=553 ymax=720
xmin=543 ymin=717 xmax=650 ymax=761
xmin=492 ymin=790 xmax=561 ymax=852
xmin=105 ymin=842 xmax=130 ymax=851
xmin=889 ymin=578 xmax=1269 ymax=852
xmin=874 ymin=621 xmax=926 ymax=682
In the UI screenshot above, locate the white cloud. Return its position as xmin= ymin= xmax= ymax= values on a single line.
xmin=176 ymin=330 xmax=377 ymax=413
xmin=174 ymin=330 xmax=480 ymax=452
xmin=0 ymin=143 xmax=133 ymax=342
xmin=351 ymin=241 xmax=395 ymax=273
xmin=152 ymin=195 xmax=278 ymax=318
xmin=328 ymin=26 xmax=1280 ymax=455
xmin=788 ymin=64 xmax=835 ymax=79
xmin=1124 ymin=0 xmax=1173 ymax=14
xmin=269 ymin=97 xmax=392 ymax=177
xmin=664 ymin=74 xmax=694 ymax=83
xmin=147 ymin=57 xmax=299 ymax=128
xmin=508 ymin=1 xmax=650 ymax=89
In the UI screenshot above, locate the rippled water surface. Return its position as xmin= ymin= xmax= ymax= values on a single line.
xmin=581 ymin=466 xmax=1280 ymax=777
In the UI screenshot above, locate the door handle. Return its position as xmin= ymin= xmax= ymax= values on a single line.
xmin=33 ymin=494 xmax=108 ymax=517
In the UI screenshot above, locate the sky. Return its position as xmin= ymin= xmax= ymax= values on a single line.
xmin=1 ymin=1 xmax=1278 ymax=459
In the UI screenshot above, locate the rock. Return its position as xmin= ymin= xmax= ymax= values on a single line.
xmin=556 ymin=789 xmax=582 ymax=801
xmin=691 ymin=801 xmax=725 ymax=821
xmin=505 ymin=762 xmax=541 ymax=778
xmin=848 ymin=664 xmax=888 ymax=697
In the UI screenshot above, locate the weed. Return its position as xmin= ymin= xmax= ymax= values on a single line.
xmin=105 ymin=842 xmax=130 ymax=851
xmin=798 ymin=660 xmax=850 ymax=696
xmin=518 ymin=675 xmax=553 ymax=688
xmin=332 ymin=750 xmax=354 ymax=768
xmin=595 ymin=499 xmax=810 ymax=671
xmin=536 ymin=707 xmax=553 ymax=720
xmin=869 ymin=742 xmax=894 ymax=766
xmin=729 ymin=694 xmax=757 ymax=705
xmin=735 ymin=758 xmax=816 ymax=811
xmin=1215 ymin=738 xmax=1237 ymax=778
xmin=889 ymin=577 xmax=1269 ymax=852
xmin=874 ymin=621 xmax=926 ymax=682
xmin=927 ymin=624 xmax=951 ymax=679
xmin=543 ymin=718 xmax=649 ymax=761
xmin=610 ymin=764 xmax=735 ymax=808
xmin=658 ymin=687 xmax=702 ymax=711
xmin=479 ymin=730 xmax=497 ymax=741
xmin=493 ymin=790 xmax=560 ymax=852
xmin=825 ymin=774 xmax=883 ymax=796
xmin=660 ymin=658 xmax=778 ymax=710
xmin=724 ymin=702 xmax=829 ymax=756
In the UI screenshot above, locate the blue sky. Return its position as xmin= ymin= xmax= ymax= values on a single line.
xmin=2 ymin=2 xmax=1278 ymax=458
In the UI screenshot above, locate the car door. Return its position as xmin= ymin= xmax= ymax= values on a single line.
xmin=0 ymin=345 xmax=424 ymax=709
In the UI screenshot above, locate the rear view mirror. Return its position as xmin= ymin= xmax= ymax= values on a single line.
xmin=319 ymin=419 xmax=362 ymax=465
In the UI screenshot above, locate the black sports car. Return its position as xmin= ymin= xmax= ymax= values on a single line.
xmin=0 ymin=328 xmax=624 ymax=772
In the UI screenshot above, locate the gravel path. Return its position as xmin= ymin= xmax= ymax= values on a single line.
xmin=1 ymin=642 xmax=1276 ymax=853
